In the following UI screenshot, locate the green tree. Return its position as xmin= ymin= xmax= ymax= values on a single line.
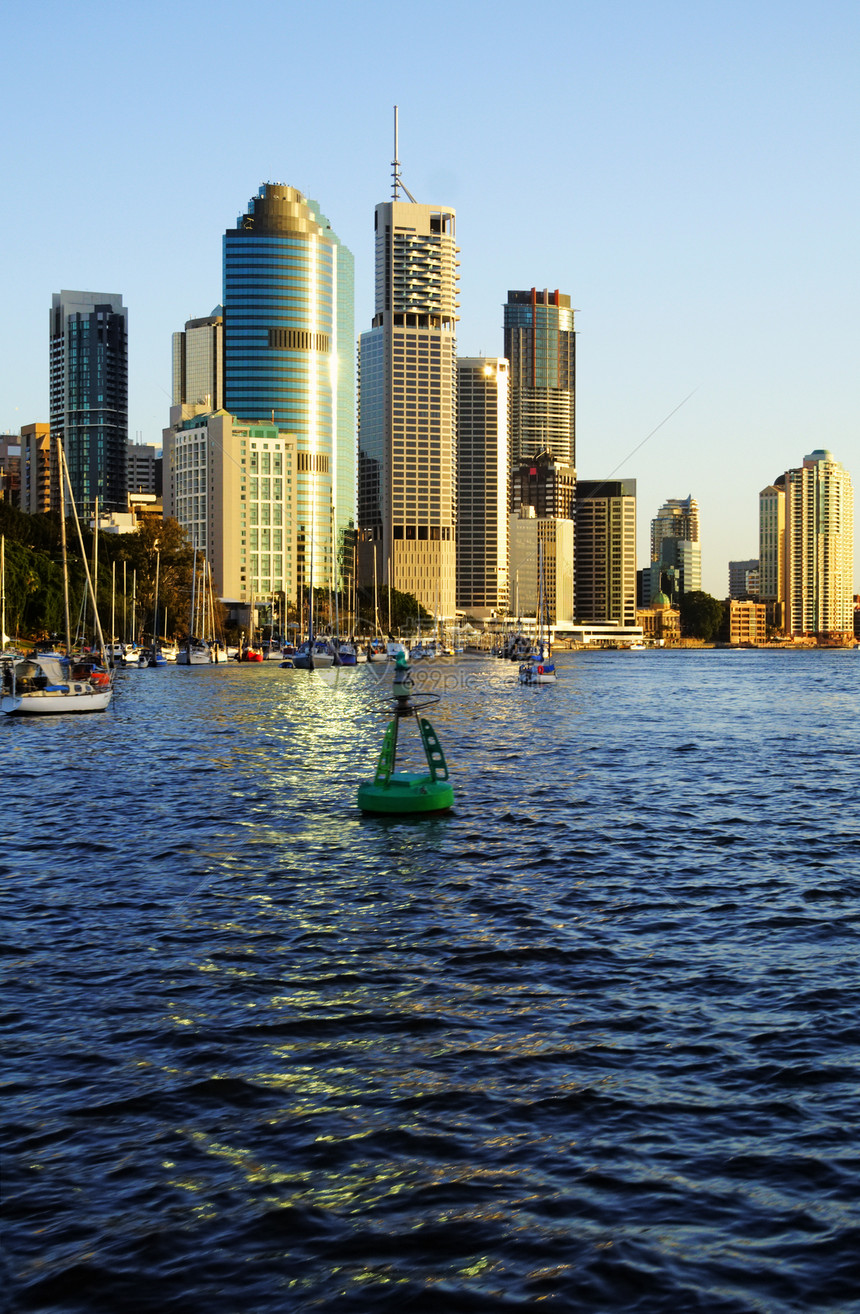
xmin=679 ymin=590 xmax=727 ymax=642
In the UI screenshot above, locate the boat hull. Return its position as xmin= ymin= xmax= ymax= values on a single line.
xmin=2 ymin=687 xmax=112 ymax=715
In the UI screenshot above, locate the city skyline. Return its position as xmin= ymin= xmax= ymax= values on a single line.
xmin=3 ymin=0 xmax=858 ymax=595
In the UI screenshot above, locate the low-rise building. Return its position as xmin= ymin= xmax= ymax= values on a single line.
xmin=728 ymin=599 xmax=768 ymax=644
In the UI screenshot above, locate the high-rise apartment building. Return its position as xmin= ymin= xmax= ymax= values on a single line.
xmin=650 ymin=494 xmax=700 ymax=562
xmin=503 ymin=288 xmax=576 ymax=480
xmin=783 ymin=449 xmax=854 ymax=639
xmin=358 ymin=186 xmax=459 ymax=617
xmin=223 ymin=185 xmax=354 ymax=594
xmin=164 ymin=404 xmax=297 ymax=604
xmin=19 ymin=423 xmax=54 ymax=514
xmin=172 ymin=311 xmax=223 ymax=410
xmin=758 ymin=478 xmax=786 ymax=602
xmin=647 ymin=494 xmax=701 ymax=603
xmin=50 ymin=291 xmax=128 ymax=513
xmin=574 ymin=479 xmax=637 ymax=625
xmin=456 ymin=357 xmax=509 ymax=619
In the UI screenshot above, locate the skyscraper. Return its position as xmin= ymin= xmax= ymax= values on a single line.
xmin=50 ymin=291 xmax=128 ymax=513
xmin=172 ymin=310 xmax=223 ymax=410
xmin=358 ymin=165 xmax=459 ymax=617
xmin=646 ymin=494 xmax=701 ymax=603
xmin=758 ymin=477 xmax=786 ymax=603
xmin=223 ymin=184 xmax=354 ymax=594
xmin=650 ymin=494 xmax=700 ymax=562
xmin=574 ymin=479 xmax=637 ymax=625
xmin=783 ymin=449 xmax=854 ymax=639
xmin=503 ymin=288 xmax=576 ymax=480
xmin=456 ymin=358 xmax=509 ymax=619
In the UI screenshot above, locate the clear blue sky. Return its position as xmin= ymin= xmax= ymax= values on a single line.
xmin=3 ymin=0 xmax=858 ymax=594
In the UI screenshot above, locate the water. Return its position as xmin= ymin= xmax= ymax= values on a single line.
xmin=2 ymin=650 xmax=858 ymax=1312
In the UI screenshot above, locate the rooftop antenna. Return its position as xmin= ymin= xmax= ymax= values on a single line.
xmin=392 ymin=105 xmax=417 ymax=203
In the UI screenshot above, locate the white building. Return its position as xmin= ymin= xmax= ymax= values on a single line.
xmin=784 ymin=449 xmax=854 ymax=639
xmin=163 ymin=405 xmax=297 ymax=605
xmin=358 ymin=191 xmax=459 ymax=617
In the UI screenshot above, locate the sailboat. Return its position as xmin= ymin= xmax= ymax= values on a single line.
xmin=1 ymin=439 xmax=113 ymax=714
xmin=237 ymin=592 xmax=263 ymax=662
xmin=518 ymin=540 xmax=557 ymax=686
xmin=140 ymin=548 xmax=167 ymax=666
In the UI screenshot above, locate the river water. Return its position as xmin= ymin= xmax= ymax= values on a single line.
xmin=2 ymin=649 xmax=858 ymax=1312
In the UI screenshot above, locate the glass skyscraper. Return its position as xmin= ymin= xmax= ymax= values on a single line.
xmin=223 ymin=184 xmax=354 ymax=593
xmin=503 ymin=288 xmax=576 ymax=482
xmin=50 ymin=290 xmax=128 ymax=514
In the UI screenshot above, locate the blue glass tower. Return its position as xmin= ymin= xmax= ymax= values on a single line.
xmin=223 ymin=184 xmax=354 ymax=591
xmin=50 ymin=290 xmax=128 ymax=514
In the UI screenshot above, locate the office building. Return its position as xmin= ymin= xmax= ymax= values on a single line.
xmin=128 ymin=442 xmax=161 ymax=498
xmin=172 ymin=311 xmax=223 ymax=410
xmin=358 ymin=180 xmax=459 ymax=616
xmin=509 ymin=507 xmax=574 ymax=625
xmin=511 ymin=450 xmax=576 ymax=520
xmin=50 ymin=291 xmax=128 ymax=513
xmin=728 ymin=559 xmax=760 ymax=598
xmin=456 ymin=357 xmax=509 ymax=619
xmin=574 ymin=479 xmax=637 ymax=625
xmin=223 ymin=184 xmax=354 ymax=595
xmin=783 ymin=449 xmax=854 ymax=640
xmin=503 ymin=288 xmax=576 ymax=479
xmin=164 ymin=404 xmax=297 ymax=605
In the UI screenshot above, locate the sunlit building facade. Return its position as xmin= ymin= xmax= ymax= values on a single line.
xmin=456 ymin=357 xmax=509 ymax=619
xmin=163 ymin=404 xmax=297 ymax=604
xmin=223 ymin=185 xmax=354 ymax=594
xmin=503 ymin=288 xmax=576 ymax=480
xmin=651 ymin=495 xmax=699 ymax=558
xmin=172 ymin=311 xmax=223 ymax=410
xmin=358 ymin=199 xmax=459 ymax=616
xmin=50 ymin=290 xmax=128 ymax=513
xmin=574 ymin=479 xmax=637 ymax=625
xmin=759 ymin=478 xmax=786 ymax=603
xmin=19 ymin=424 xmax=54 ymax=514
xmin=508 ymin=507 xmax=574 ymax=625
xmin=783 ymin=449 xmax=854 ymax=640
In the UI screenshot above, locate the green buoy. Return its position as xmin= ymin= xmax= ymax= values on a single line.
xmin=357 ymin=653 xmax=455 ymax=815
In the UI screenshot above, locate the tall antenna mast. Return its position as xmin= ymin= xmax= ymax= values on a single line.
xmin=391 ymin=105 xmax=417 ymax=204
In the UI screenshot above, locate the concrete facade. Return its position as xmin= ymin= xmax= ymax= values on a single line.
xmin=456 ymin=357 xmax=509 ymax=619
xmin=358 ymin=200 xmax=459 ymax=617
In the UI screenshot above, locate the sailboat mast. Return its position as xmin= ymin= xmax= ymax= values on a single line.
xmin=58 ymin=439 xmax=107 ymax=665
xmin=91 ymin=496 xmax=98 ymax=646
xmin=189 ymin=545 xmax=197 ymax=648
xmin=152 ymin=550 xmax=160 ymax=654
xmin=57 ymin=438 xmax=72 ymax=654
xmin=373 ymin=544 xmax=380 ymax=636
